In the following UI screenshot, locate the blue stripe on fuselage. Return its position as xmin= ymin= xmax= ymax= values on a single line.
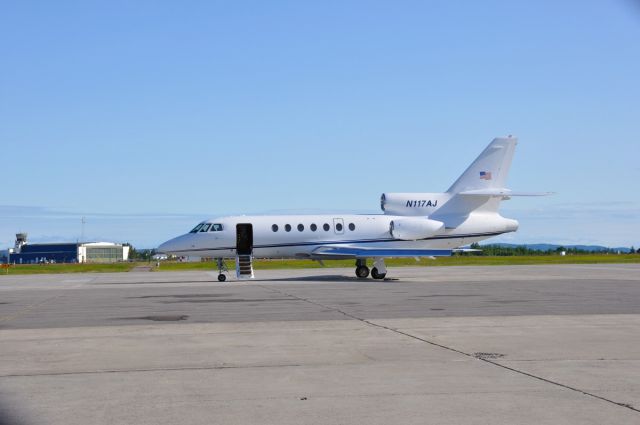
xmin=165 ymin=230 xmax=506 ymax=254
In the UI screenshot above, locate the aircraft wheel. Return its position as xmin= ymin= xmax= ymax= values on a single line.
xmin=355 ymin=265 xmax=370 ymax=279
xmin=371 ymin=267 xmax=386 ymax=280
xmin=217 ymin=274 xmax=227 ymax=282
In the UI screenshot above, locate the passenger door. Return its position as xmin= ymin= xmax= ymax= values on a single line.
xmin=236 ymin=223 xmax=253 ymax=256
xmin=333 ymin=218 xmax=344 ymax=235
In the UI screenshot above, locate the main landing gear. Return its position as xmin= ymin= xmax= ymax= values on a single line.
xmin=216 ymin=258 xmax=228 ymax=282
xmin=355 ymin=259 xmax=387 ymax=280
xmin=355 ymin=259 xmax=369 ymax=278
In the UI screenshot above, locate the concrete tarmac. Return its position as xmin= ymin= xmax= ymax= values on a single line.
xmin=0 ymin=264 xmax=639 ymax=424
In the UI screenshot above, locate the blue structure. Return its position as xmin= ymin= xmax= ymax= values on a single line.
xmin=10 ymin=243 xmax=79 ymax=264
xmin=4 ymin=233 xmax=128 ymax=264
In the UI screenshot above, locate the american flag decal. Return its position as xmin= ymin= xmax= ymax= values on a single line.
xmin=479 ymin=171 xmax=492 ymax=180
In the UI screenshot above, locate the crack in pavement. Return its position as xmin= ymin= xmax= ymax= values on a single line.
xmin=259 ymin=284 xmax=640 ymax=414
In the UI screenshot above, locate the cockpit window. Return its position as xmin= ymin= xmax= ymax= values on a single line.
xmin=191 ymin=222 xmax=223 ymax=233
xmin=190 ymin=223 xmax=205 ymax=233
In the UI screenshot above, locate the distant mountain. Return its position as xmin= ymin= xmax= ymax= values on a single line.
xmin=482 ymin=243 xmax=635 ymax=253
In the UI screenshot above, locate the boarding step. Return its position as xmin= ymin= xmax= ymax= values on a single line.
xmin=235 ymin=254 xmax=254 ymax=279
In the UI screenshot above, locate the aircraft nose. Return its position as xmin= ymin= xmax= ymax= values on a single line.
xmin=156 ymin=239 xmax=174 ymax=254
xmin=157 ymin=234 xmax=191 ymax=254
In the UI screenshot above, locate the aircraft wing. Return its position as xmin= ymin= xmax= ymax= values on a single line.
xmin=311 ymin=246 xmax=452 ymax=259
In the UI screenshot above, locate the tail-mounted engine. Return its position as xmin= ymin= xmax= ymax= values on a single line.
xmin=381 ymin=193 xmax=450 ymax=216
xmin=389 ymin=217 xmax=444 ymax=240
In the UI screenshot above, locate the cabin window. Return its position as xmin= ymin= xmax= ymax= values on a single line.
xmin=348 ymin=223 xmax=355 ymax=231
xmin=272 ymin=224 xmax=278 ymax=232
xmin=200 ymin=223 xmax=211 ymax=232
xmin=190 ymin=223 xmax=204 ymax=233
xmin=297 ymin=224 xmax=304 ymax=232
xmin=323 ymin=223 xmax=330 ymax=231
xmin=310 ymin=223 xmax=317 ymax=232
xmin=285 ymin=224 xmax=292 ymax=232
xmin=336 ymin=223 xmax=343 ymax=232
xmin=211 ymin=224 xmax=224 ymax=231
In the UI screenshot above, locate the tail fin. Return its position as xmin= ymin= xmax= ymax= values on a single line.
xmin=447 ymin=137 xmax=517 ymax=194
xmin=432 ymin=136 xmax=550 ymax=228
xmin=430 ymin=136 xmax=518 ymax=223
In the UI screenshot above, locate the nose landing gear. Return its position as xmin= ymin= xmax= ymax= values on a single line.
xmin=216 ymin=258 xmax=228 ymax=282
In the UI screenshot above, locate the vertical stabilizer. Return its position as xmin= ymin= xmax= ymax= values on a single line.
xmin=447 ymin=137 xmax=517 ymax=194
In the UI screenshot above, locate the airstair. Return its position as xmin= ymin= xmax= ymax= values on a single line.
xmin=235 ymin=223 xmax=254 ymax=280
xmin=235 ymin=254 xmax=254 ymax=279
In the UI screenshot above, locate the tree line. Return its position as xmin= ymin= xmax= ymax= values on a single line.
xmin=125 ymin=244 xmax=156 ymax=261
xmin=465 ymin=243 xmax=639 ymax=256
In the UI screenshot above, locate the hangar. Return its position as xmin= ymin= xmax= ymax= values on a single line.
xmin=2 ymin=233 xmax=129 ymax=264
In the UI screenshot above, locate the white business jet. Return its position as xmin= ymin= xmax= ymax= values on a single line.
xmin=158 ymin=136 xmax=549 ymax=281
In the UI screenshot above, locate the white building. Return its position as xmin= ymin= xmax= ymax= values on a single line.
xmin=77 ymin=242 xmax=130 ymax=263
xmin=6 ymin=234 xmax=130 ymax=264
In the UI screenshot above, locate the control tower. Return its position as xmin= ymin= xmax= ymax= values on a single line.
xmin=14 ymin=233 xmax=27 ymax=253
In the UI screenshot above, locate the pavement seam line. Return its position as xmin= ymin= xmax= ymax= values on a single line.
xmin=259 ymin=284 xmax=640 ymax=414
xmin=0 ymin=279 xmax=90 ymax=324
xmin=0 ymin=363 xmax=304 ymax=379
xmin=0 ymin=295 xmax=62 ymax=324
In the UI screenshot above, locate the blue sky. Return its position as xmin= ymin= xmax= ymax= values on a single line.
xmin=1 ymin=1 xmax=639 ymax=248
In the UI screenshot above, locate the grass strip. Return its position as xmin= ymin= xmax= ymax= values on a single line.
xmin=1 ymin=254 xmax=638 ymax=275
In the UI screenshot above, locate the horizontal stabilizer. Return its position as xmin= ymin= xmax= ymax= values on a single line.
xmin=312 ymin=246 xmax=452 ymax=259
xmin=458 ymin=188 xmax=554 ymax=197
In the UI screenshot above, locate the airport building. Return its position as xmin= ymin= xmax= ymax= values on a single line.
xmin=1 ymin=233 xmax=130 ymax=264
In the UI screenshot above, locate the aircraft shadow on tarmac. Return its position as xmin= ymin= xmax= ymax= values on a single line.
xmin=253 ymin=275 xmax=399 ymax=283
xmin=97 ymin=276 xmax=398 ymax=285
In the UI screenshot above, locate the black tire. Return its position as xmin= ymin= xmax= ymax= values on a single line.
xmin=371 ymin=267 xmax=386 ymax=280
xmin=218 ymin=274 xmax=227 ymax=282
xmin=355 ymin=265 xmax=370 ymax=279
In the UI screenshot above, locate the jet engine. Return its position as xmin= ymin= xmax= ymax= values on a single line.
xmin=389 ymin=217 xmax=444 ymax=240
xmin=381 ymin=193 xmax=450 ymax=216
